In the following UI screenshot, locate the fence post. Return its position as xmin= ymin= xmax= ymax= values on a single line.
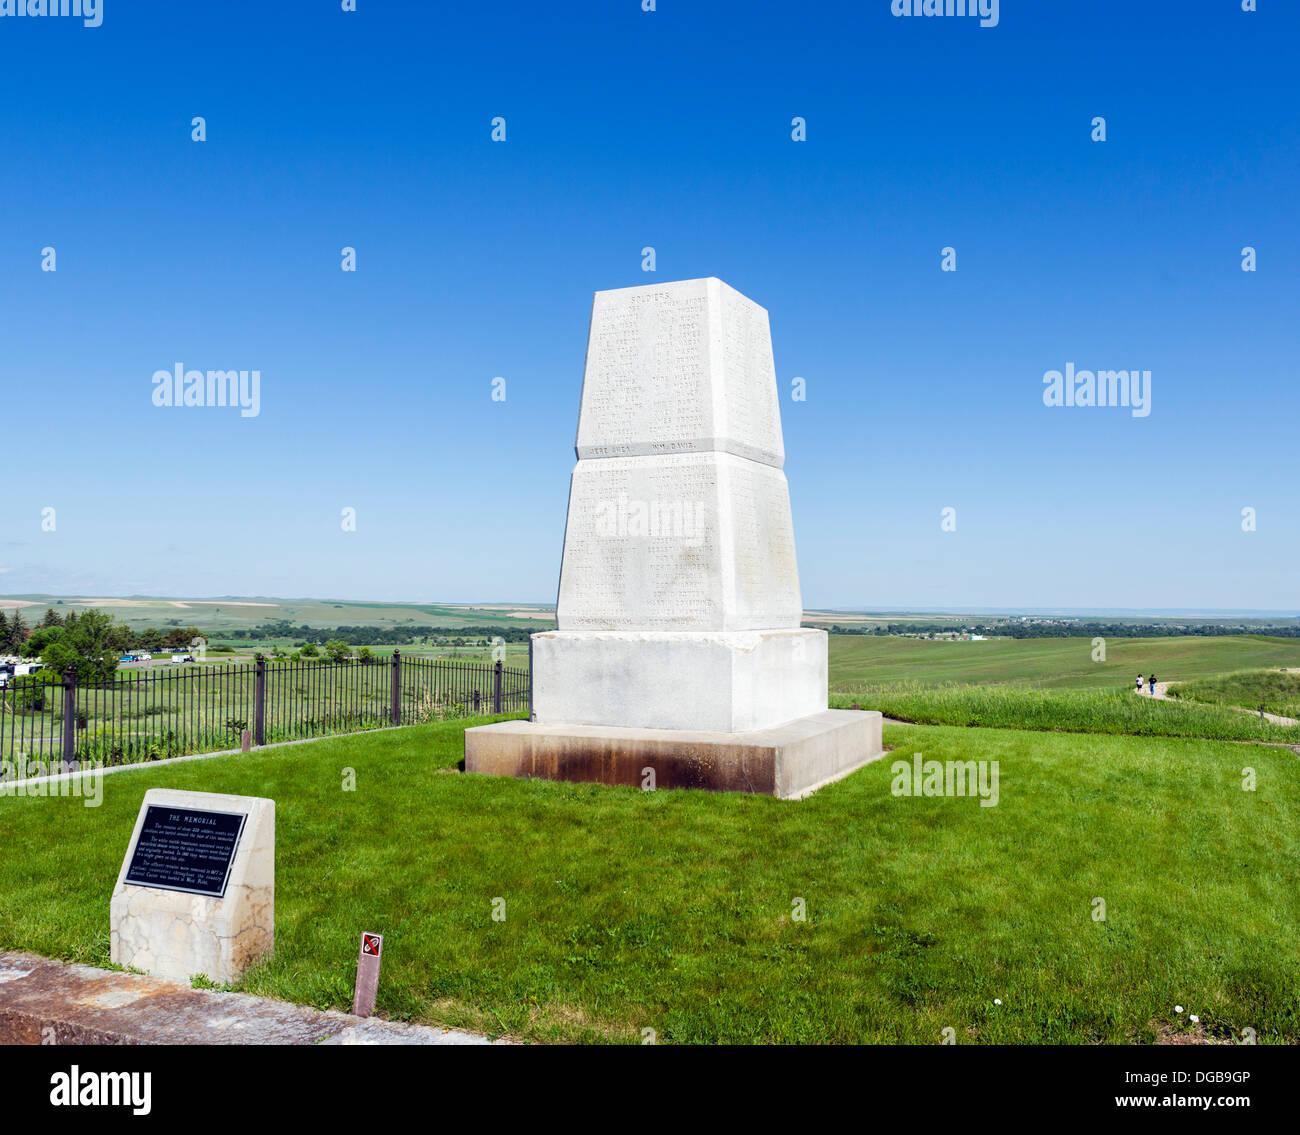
xmin=493 ymin=660 xmax=503 ymax=714
xmin=528 ymin=634 xmax=534 ymax=721
xmin=61 ymin=666 xmax=76 ymax=765
xmin=254 ymin=655 xmax=266 ymax=746
xmin=390 ymin=650 xmax=401 ymax=725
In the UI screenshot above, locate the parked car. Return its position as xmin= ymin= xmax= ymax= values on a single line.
xmin=170 ymin=655 xmax=195 ymax=665
xmin=120 ymin=654 xmax=138 ymax=663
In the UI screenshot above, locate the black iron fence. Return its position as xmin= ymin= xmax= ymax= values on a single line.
xmin=0 ymin=652 xmax=528 ymax=770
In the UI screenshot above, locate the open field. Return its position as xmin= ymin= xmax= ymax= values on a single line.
xmin=0 ymin=595 xmax=557 ymax=636
xmin=827 ymin=636 xmax=1300 ymax=741
xmin=827 ymin=634 xmax=1300 ymax=691
xmin=1 ymin=717 xmax=1294 ymax=1044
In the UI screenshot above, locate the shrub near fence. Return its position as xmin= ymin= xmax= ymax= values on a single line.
xmin=0 ymin=652 xmax=528 ymax=771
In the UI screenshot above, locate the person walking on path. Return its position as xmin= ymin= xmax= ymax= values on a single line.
xmin=1137 ymin=674 xmax=1144 ymax=695
xmin=1149 ymin=673 xmax=1157 ymax=696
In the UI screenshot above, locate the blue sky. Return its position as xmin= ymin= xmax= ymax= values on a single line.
xmin=1 ymin=0 xmax=1295 ymax=612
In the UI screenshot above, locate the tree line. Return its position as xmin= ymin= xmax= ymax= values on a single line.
xmin=227 ymin=621 xmax=544 ymax=645
xmin=1 ymin=607 xmax=205 ymax=659
xmin=0 ymin=608 xmax=173 ymax=686
xmin=1 ymin=607 xmax=536 ymax=692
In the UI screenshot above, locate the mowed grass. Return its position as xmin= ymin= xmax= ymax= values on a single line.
xmin=1 ymin=718 xmax=1296 ymax=1044
xmin=1169 ymin=669 xmax=1300 ymax=720
xmin=828 ymin=634 xmax=1300 ymax=691
xmin=831 ymin=684 xmax=1300 ymax=743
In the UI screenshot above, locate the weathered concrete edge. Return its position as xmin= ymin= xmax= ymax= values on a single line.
xmin=0 ymin=951 xmax=504 ymax=1046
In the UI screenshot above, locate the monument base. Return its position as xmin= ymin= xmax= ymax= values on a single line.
xmin=532 ymin=627 xmax=828 ymax=733
xmin=464 ymin=709 xmax=884 ymax=800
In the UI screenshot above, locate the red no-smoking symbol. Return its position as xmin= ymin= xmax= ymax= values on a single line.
xmin=362 ymin=933 xmax=382 ymax=956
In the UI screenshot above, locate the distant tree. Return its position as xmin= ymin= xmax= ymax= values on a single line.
xmin=38 ymin=609 xmax=120 ymax=684
xmin=21 ymin=625 xmax=64 ymax=658
xmin=300 ymin=643 xmax=320 ymax=659
xmin=323 ymin=639 xmax=352 ymax=664
xmin=107 ymin=622 xmax=134 ymax=653
xmin=39 ymin=608 xmax=63 ymax=629
xmin=5 ymin=610 xmax=28 ymax=653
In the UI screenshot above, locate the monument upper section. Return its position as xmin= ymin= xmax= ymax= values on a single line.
xmin=574 ymin=278 xmax=785 ymax=468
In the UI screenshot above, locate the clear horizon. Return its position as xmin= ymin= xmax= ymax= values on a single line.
xmin=2 ymin=592 xmax=1297 ymax=622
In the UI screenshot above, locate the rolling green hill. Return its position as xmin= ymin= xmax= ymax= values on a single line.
xmin=0 ymin=595 xmax=556 ymax=635
xmin=827 ymin=634 xmax=1300 ymax=691
xmin=1168 ymin=669 xmax=1300 ymax=720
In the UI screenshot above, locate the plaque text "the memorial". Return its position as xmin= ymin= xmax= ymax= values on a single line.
xmin=123 ymin=805 xmax=246 ymax=898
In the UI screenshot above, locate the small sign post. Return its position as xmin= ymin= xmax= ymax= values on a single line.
xmin=353 ymin=932 xmax=383 ymax=1018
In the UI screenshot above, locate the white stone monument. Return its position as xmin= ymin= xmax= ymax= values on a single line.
xmin=111 ymin=788 xmax=274 ymax=984
xmin=466 ymin=278 xmax=882 ymax=797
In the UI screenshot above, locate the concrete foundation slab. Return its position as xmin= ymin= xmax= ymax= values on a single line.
xmin=465 ymin=708 xmax=883 ymax=800
xmin=0 ymin=952 xmax=502 ymax=1046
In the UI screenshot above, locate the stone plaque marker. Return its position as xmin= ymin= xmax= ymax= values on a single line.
xmin=466 ymin=278 xmax=884 ymax=797
xmin=111 ymin=788 xmax=274 ymax=984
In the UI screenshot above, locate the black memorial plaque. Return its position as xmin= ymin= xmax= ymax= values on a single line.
xmin=123 ymin=805 xmax=247 ymax=898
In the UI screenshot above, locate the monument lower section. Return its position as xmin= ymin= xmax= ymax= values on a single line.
xmin=465 ymin=709 xmax=884 ymax=800
xmin=532 ymin=627 xmax=827 ymax=733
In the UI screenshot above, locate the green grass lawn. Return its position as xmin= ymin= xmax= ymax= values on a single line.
xmin=1169 ymin=669 xmax=1300 ymax=720
xmin=831 ymin=684 xmax=1300 ymax=743
xmin=2 ymin=717 xmax=1295 ymax=1044
xmin=828 ymin=633 xmax=1300 ymax=691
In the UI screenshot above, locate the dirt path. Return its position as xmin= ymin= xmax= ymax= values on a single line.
xmin=1136 ymin=682 xmax=1299 ymax=727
